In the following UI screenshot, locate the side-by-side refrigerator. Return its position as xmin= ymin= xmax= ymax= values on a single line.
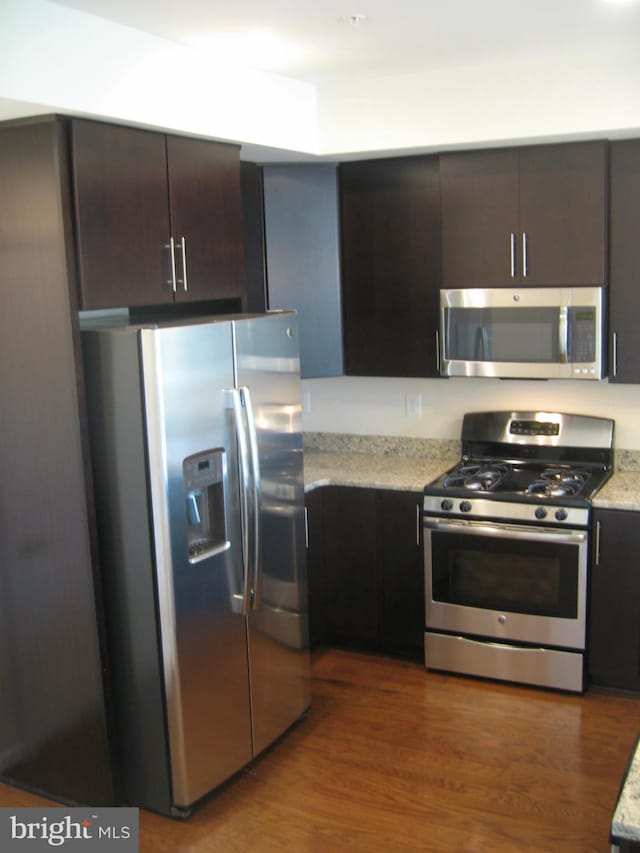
xmin=81 ymin=311 xmax=311 ymax=817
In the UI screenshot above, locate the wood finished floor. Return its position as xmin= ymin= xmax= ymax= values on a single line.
xmin=2 ymin=647 xmax=640 ymax=852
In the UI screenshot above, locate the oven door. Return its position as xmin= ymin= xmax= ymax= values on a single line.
xmin=424 ymin=517 xmax=588 ymax=650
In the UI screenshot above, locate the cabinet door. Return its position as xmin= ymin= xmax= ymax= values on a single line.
xmin=322 ymin=487 xmax=379 ymax=648
xmin=378 ymin=491 xmax=424 ymax=659
xmin=166 ymin=135 xmax=244 ymax=304
xmin=518 ymin=142 xmax=606 ymax=287
xmin=589 ymin=509 xmax=640 ymax=690
xmin=263 ymin=164 xmax=343 ymax=379
xmin=340 ymin=155 xmax=441 ymax=377
xmin=240 ymin=162 xmax=268 ymax=313
xmin=440 ymin=149 xmax=519 ymax=288
xmin=305 ymin=488 xmax=326 ymax=650
xmin=0 ymin=119 xmax=115 ymax=804
xmin=609 ymin=140 xmax=640 ymax=383
xmin=71 ymin=119 xmax=173 ymax=309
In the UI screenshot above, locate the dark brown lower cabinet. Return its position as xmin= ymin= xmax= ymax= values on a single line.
xmin=305 ymin=488 xmax=327 ymax=650
xmin=589 ymin=509 xmax=640 ymax=691
xmin=306 ymin=486 xmax=424 ymax=660
xmin=322 ymin=488 xmax=380 ymax=649
xmin=378 ymin=490 xmax=425 ymax=658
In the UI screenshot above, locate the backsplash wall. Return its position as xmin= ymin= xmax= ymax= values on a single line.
xmin=301 ymin=376 xmax=640 ymax=450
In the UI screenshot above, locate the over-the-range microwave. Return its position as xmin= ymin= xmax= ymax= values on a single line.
xmin=439 ymin=286 xmax=605 ymax=380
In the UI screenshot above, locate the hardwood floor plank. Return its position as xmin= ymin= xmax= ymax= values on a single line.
xmin=1 ymin=647 xmax=639 ymax=851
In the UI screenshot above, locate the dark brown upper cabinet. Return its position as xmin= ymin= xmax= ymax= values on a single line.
xmin=339 ymin=155 xmax=442 ymax=378
xmin=71 ymin=119 xmax=245 ymax=310
xmin=440 ymin=141 xmax=607 ymax=289
xmin=609 ymin=140 xmax=640 ymax=383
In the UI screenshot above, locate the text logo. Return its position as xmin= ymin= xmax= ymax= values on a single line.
xmin=0 ymin=808 xmax=138 ymax=851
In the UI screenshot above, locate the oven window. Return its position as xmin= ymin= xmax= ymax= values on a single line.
xmin=430 ymin=531 xmax=578 ymax=618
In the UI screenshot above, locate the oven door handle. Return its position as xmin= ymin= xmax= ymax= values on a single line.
xmin=423 ymin=517 xmax=587 ymax=546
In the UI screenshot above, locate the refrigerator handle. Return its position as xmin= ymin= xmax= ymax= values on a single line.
xmin=226 ymin=388 xmax=252 ymax=616
xmin=240 ymin=386 xmax=262 ymax=610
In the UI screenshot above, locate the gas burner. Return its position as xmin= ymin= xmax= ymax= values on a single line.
xmin=443 ymin=462 xmax=510 ymax=492
xmin=527 ymin=480 xmax=582 ymax=498
xmin=526 ymin=467 xmax=591 ymax=498
xmin=539 ymin=468 xmax=589 ymax=487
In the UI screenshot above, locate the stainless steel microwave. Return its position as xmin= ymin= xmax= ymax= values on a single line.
xmin=439 ymin=287 xmax=605 ymax=380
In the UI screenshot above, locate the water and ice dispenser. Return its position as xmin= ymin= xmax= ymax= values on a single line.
xmin=183 ymin=449 xmax=230 ymax=564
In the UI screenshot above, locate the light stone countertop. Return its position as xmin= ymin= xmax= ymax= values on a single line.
xmin=303 ymin=433 xmax=640 ymax=510
xmin=611 ymin=736 xmax=640 ymax=844
xmin=593 ymin=472 xmax=640 ymax=511
xmin=302 ymin=432 xmax=459 ymax=493
xmin=303 ymin=449 xmax=457 ymax=493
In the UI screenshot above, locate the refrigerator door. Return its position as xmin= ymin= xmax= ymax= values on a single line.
xmin=233 ymin=313 xmax=311 ymax=756
xmin=140 ymin=321 xmax=253 ymax=808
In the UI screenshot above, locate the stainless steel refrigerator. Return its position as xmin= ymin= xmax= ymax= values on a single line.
xmin=81 ymin=311 xmax=311 ymax=817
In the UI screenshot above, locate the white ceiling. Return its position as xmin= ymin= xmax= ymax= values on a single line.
xmin=2 ymin=0 xmax=640 ymax=160
xmin=49 ymin=0 xmax=640 ymax=84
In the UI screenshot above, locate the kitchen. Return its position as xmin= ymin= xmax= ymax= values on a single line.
xmin=3 ymin=0 xmax=640 ymax=850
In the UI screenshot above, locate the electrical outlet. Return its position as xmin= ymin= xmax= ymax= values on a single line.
xmin=405 ymin=393 xmax=422 ymax=417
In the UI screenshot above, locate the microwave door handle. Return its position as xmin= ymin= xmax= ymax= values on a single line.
xmin=558 ymin=306 xmax=569 ymax=364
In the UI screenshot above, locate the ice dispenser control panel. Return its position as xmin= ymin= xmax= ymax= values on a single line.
xmin=183 ymin=449 xmax=230 ymax=564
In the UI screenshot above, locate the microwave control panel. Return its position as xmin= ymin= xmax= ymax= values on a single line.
xmin=569 ymin=307 xmax=596 ymax=364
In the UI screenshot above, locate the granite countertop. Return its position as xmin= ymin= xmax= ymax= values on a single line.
xmin=593 ymin=472 xmax=640 ymax=511
xmin=303 ymin=449 xmax=457 ymax=493
xmin=303 ymin=433 xmax=640 ymax=510
xmin=611 ymin=736 xmax=640 ymax=844
xmin=302 ymin=432 xmax=459 ymax=493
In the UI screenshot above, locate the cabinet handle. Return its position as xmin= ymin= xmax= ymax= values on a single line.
xmin=594 ymin=520 xmax=601 ymax=567
xmin=165 ymin=237 xmax=177 ymax=292
xmin=416 ymin=504 xmax=421 ymax=546
xmin=510 ymin=233 xmax=517 ymax=278
xmin=612 ymin=332 xmax=618 ymax=378
xmin=176 ymin=236 xmax=188 ymax=292
xmin=522 ymin=232 xmax=528 ymax=278
xmin=435 ymin=329 xmax=440 ymax=374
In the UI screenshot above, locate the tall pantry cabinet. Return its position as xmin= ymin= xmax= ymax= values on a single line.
xmin=0 ymin=113 xmax=247 ymax=805
xmin=0 ymin=118 xmax=115 ymax=804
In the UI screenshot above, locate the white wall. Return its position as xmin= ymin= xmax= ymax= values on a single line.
xmin=2 ymin=0 xmax=640 ymax=158
xmin=0 ymin=0 xmax=318 ymax=153
xmin=302 ymin=376 xmax=640 ymax=451
xmin=316 ymin=43 xmax=640 ymax=155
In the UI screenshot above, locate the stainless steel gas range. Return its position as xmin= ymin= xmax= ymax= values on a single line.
xmin=422 ymin=411 xmax=614 ymax=693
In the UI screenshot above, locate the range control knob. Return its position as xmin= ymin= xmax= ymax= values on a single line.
xmin=460 ymin=501 xmax=472 ymax=513
xmin=535 ymin=507 xmax=548 ymax=520
xmin=555 ymin=508 xmax=568 ymax=522
xmin=440 ymin=499 xmax=454 ymax=511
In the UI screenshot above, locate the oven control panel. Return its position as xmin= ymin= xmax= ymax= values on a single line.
xmin=510 ymin=419 xmax=560 ymax=437
xmin=422 ymin=495 xmax=589 ymax=528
